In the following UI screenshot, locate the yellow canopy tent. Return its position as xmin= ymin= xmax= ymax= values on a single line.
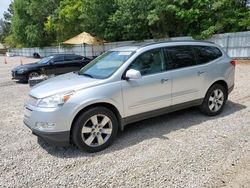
xmin=63 ymin=32 xmax=105 ymax=56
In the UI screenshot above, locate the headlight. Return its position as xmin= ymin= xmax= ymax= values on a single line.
xmin=17 ymin=68 xmax=28 ymax=74
xmin=37 ymin=91 xmax=75 ymax=108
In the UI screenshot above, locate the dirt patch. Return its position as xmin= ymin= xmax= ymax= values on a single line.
xmin=235 ymin=59 xmax=250 ymax=64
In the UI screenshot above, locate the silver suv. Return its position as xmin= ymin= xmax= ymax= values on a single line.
xmin=24 ymin=41 xmax=235 ymax=152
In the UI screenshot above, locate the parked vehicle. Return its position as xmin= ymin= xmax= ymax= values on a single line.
xmin=24 ymin=41 xmax=235 ymax=152
xmin=12 ymin=54 xmax=92 ymax=82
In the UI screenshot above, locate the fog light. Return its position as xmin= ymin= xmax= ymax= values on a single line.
xmin=35 ymin=122 xmax=56 ymax=130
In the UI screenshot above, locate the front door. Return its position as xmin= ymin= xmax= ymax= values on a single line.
xmin=122 ymin=48 xmax=172 ymax=117
xmin=45 ymin=55 xmax=65 ymax=75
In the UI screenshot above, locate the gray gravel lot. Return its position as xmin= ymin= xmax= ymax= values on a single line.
xmin=0 ymin=57 xmax=250 ymax=187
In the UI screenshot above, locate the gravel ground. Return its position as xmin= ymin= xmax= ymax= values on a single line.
xmin=0 ymin=57 xmax=250 ymax=187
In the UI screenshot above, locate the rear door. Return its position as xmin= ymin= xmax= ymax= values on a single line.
xmin=192 ymin=45 xmax=224 ymax=95
xmin=122 ymin=48 xmax=172 ymax=117
xmin=164 ymin=46 xmax=205 ymax=105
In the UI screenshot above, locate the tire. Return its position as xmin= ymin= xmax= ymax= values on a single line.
xmin=72 ymin=107 xmax=118 ymax=152
xmin=200 ymin=84 xmax=227 ymax=116
xmin=28 ymin=71 xmax=40 ymax=79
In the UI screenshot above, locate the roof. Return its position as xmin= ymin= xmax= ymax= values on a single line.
xmin=47 ymin=54 xmax=82 ymax=57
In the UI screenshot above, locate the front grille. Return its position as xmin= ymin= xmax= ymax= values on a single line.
xmin=27 ymin=95 xmax=38 ymax=106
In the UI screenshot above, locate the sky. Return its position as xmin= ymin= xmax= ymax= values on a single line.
xmin=0 ymin=0 xmax=12 ymax=19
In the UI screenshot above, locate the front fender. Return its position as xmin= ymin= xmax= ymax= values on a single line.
xmin=66 ymin=82 xmax=124 ymax=129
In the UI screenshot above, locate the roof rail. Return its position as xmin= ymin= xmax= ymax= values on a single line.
xmin=141 ymin=40 xmax=215 ymax=47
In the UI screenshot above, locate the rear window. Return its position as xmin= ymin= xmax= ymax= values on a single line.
xmin=193 ymin=46 xmax=223 ymax=64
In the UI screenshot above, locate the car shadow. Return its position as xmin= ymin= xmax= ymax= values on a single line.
xmin=37 ymin=100 xmax=247 ymax=158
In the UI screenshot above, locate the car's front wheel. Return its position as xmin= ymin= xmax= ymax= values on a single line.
xmin=200 ymin=84 xmax=227 ymax=116
xmin=28 ymin=71 xmax=40 ymax=78
xmin=72 ymin=107 xmax=118 ymax=152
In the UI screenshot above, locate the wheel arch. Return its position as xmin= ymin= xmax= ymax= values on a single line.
xmin=206 ymin=80 xmax=229 ymax=99
xmin=70 ymin=102 xmax=123 ymax=144
xmin=28 ymin=70 xmax=40 ymax=77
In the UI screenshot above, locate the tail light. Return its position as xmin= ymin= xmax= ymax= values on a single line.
xmin=230 ymin=60 xmax=236 ymax=66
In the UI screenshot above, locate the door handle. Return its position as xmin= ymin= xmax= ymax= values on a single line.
xmin=161 ymin=79 xmax=169 ymax=84
xmin=197 ymin=71 xmax=205 ymax=76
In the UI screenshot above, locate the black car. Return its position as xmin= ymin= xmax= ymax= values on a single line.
xmin=12 ymin=54 xmax=92 ymax=82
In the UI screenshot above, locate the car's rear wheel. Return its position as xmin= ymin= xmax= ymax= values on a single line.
xmin=200 ymin=84 xmax=227 ymax=116
xmin=72 ymin=107 xmax=118 ymax=152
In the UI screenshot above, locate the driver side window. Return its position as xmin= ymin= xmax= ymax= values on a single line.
xmin=130 ymin=49 xmax=165 ymax=76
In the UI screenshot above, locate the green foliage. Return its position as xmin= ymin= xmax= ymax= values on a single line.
xmin=1 ymin=0 xmax=249 ymax=47
xmin=10 ymin=0 xmax=60 ymax=47
xmin=4 ymin=34 xmax=17 ymax=48
xmin=106 ymin=0 xmax=151 ymax=41
xmin=0 ymin=2 xmax=13 ymax=44
xmin=50 ymin=0 xmax=85 ymax=42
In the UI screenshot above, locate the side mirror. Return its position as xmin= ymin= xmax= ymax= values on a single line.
xmin=125 ymin=69 xmax=142 ymax=80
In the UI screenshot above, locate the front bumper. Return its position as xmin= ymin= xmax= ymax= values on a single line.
xmin=23 ymin=104 xmax=73 ymax=146
xmin=12 ymin=70 xmax=27 ymax=80
xmin=24 ymin=120 xmax=70 ymax=146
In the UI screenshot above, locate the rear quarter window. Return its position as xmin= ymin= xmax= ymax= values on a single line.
xmin=193 ymin=46 xmax=223 ymax=64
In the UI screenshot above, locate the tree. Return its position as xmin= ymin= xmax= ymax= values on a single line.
xmin=47 ymin=0 xmax=117 ymax=42
xmin=106 ymin=0 xmax=151 ymax=41
xmin=81 ymin=0 xmax=117 ymax=40
xmin=11 ymin=0 xmax=60 ymax=47
xmin=147 ymin=0 xmax=187 ymax=38
xmin=0 ymin=2 xmax=13 ymax=44
xmin=45 ymin=0 xmax=85 ymax=43
xmin=5 ymin=0 xmax=250 ymax=47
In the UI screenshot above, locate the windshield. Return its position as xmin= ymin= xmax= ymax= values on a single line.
xmin=78 ymin=51 xmax=134 ymax=79
xmin=37 ymin=56 xmax=54 ymax=64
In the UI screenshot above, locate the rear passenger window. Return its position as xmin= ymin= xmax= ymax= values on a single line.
xmin=164 ymin=46 xmax=196 ymax=69
xmin=193 ymin=46 xmax=222 ymax=64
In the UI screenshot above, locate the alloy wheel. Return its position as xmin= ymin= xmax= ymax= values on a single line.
xmin=208 ymin=89 xmax=224 ymax=112
xmin=81 ymin=114 xmax=113 ymax=147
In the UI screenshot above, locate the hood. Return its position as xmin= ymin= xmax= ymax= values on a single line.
xmin=29 ymin=72 xmax=104 ymax=99
xmin=12 ymin=62 xmax=40 ymax=71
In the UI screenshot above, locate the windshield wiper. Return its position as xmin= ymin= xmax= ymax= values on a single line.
xmin=81 ymin=73 xmax=94 ymax=78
